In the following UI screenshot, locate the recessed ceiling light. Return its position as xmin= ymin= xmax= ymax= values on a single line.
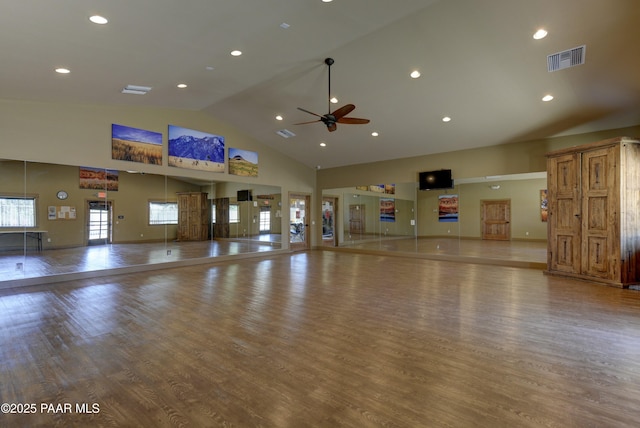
xmin=542 ymin=94 xmax=554 ymax=102
xmin=533 ymin=29 xmax=548 ymax=40
xmin=55 ymin=68 xmax=70 ymax=74
xmin=177 ymin=83 xmax=187 ymax=89
xmin=371 ymin=132 xmax=379 ymax=137
xmin=280 ymin=22 xmax=290 ymax=29
xmin=320 ymin=142 xmax=327 ymax=147
xmin=442 ymin=116 xmax=452 ymax=122
xmin=205 ymin=66 xmax=214 ymax=71
xmin=410 ymin=70 xmax=421 ymax=79
xmin=330 ymin=97 xmax=338 ymax=104
xmin=275 ymin=115 xmax=283 ymax=121
xmin=89 ymin=15 xmax=108 ymax=25
xmin=322 ymin=0 xmax=333 ymax=2
xmin=230 ymin=50 xmax=242 ymax=56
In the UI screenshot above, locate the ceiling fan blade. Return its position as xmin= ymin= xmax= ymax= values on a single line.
xmin=297 ymin=107 xmax=323 ymax=118
xmin=293 ymin=119 xmax=322 ymax=125
xmin=331 ymin=104 xmax=356 ymax=120
xmin=327 ymin=123 xmax=337 ymax=132
xmin=337 ymin=117 xmax=370 ymax=125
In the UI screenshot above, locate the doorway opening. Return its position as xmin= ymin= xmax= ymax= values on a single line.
xmin=289 ymin=193 xmax=310 ymax=251
xmin=322 ymin=197 xmax=338 ymax=247
xmin=87 ymin=200 xmax=112 ymax=245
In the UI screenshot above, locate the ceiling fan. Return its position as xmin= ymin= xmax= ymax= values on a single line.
xmin=295 ymin=58 xmax=370 ymax=132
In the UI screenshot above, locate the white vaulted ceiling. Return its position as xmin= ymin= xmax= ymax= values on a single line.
xmin=1 ymin=0 xmax=639 ymax=168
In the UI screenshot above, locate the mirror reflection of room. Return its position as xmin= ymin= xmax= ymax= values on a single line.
xmin=0 ymin=160 xmax=282 ymax=283
xmin=322 ymin=172 xmax=547 ymax=265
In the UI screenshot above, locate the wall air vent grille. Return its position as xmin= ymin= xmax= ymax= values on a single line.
xmin=547 ymin=45 xmax=586 ymax=72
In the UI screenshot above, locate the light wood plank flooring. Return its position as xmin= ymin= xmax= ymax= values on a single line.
xmin=2 ymin=250 xmax=640 ymax=427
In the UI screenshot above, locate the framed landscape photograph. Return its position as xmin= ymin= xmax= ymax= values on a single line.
xmin=229 ymin=148 xmax=258 ymax=177
xmin=111 ymin=124 xmax=163 ymax=165
xmin=168 ymin=125 xmax=225 ymax=172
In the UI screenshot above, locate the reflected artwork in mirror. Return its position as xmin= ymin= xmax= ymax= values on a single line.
xmin=322 ymin=173 xmax=548 ymax=267
xmin=0 ymin=160 xmax=282 ymax=287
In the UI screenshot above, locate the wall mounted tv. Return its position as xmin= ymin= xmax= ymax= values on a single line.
xmin=237 ymin=189 xmax=252 ymax=201
xmin=419 ymin=169 xmax=453 ymax=190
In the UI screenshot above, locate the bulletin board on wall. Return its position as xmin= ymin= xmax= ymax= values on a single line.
xmin=48 ymin=205 xmax=77 ymax=220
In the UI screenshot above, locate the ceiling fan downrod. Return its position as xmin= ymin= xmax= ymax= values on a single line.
xmin=325 ymin=58 xmax=334 ymax=114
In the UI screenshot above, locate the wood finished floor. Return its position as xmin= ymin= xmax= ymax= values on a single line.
xmin=2 ymin=250 xmax=640 ymax=427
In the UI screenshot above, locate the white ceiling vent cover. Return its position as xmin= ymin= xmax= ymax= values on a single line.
xmin=547 ymin=45 xmax=586 ymax=72
xmin=276 ymin=129 xmax=296 ymax=138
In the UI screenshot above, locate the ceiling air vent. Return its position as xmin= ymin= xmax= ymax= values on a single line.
xmin=547 ymin=45 xmax=586 ymax=72
xmin=276 ymin=129 xmax=296 ymax=139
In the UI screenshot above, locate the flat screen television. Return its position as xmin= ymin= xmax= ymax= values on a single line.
xmin=237 ymin=189 xmax=252 ymax=201
xmin=419 ymin=169 xmax=453 ymax=190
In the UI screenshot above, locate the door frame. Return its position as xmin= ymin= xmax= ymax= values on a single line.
xmin=322 ymin=196 xmax=338 ymax=247
xmin=86 ymin=199 xmax=113 ymax=245
xmin=289 ymin=192 xmax=311 ymax=251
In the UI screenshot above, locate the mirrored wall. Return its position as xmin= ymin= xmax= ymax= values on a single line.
xmin=322 ymin=173 xmax=548 ymax=265
xmin=0 ymin=160 xmax=282 ymax=285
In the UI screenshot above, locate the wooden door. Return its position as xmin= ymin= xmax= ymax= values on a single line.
xmin=581 ymin=146 xmax=617 ymax=280
xmin=214 ymin=198 xmax=229 ymax=239
xmin=349 ymin=204 xmax=365 ymax=235
xmin=547 ymin=153 xmax=581 ymax=273
xmin=480 ymin=199 xmax=510 ymax=240
xmin=177 ymin=194 xmax=190 ymax=240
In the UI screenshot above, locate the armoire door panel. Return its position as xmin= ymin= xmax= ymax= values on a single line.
xmin=584 ymin=236 xmax=610 ymax=278
xmin=585 ymin=196 xmax=607 ymax=230
xmin=586 ymin=154 xmax=609 ymax=191
xmin=547 ymin=152 xmax=581 ymax=273
xmin=553 ymin=235 xmax=578 ymax=271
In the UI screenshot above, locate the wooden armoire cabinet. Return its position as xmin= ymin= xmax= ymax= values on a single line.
xmin=545 ymin=137 xmax=640 ymax=287
xmin=176 ymin=192 xmax=210 ymax=241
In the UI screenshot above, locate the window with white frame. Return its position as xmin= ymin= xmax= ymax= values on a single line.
xmin=210 ymin=203 xmax=238 ymax=223
xmin=229 ymin=204 xmax=239 ymax=223
xmin=0 ymin=196 xmax=37 ymax=227
xmin=148 ymin=201 xmax=178 ymax=225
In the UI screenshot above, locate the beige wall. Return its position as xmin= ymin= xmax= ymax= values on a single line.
xmin=316 ymin=125 xmax=640 ymax=189
xmin=317 ymin=125 xmax=640 ymax=244
xmin=0 ymin=99 xmax=315 ymax=247
xmin=2 ymin=98 xmax=639 ymax=248
xmin=416 ymin=178 xmax=548 ymax=240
